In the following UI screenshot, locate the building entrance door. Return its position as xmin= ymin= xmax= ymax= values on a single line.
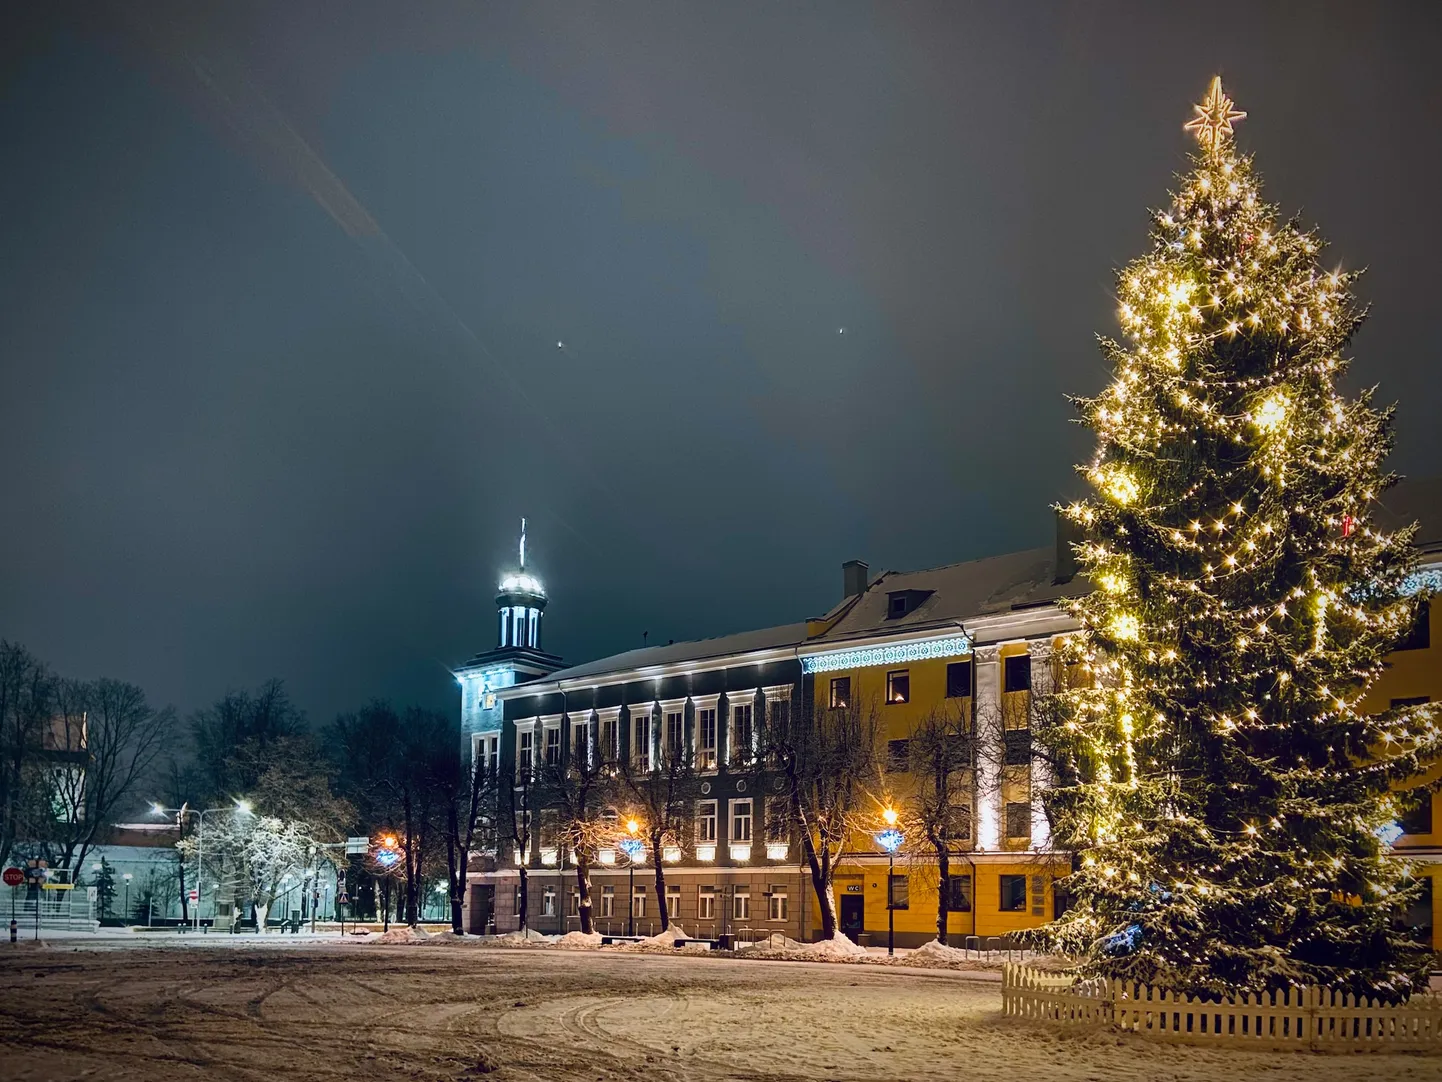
xmin=839 ymin=894 xmax=864 ymax=938
xmin=469 ymin=885 xmax=495 ymax=934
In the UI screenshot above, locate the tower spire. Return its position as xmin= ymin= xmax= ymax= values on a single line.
xmin=519 ymin=517 xmax=526 ymax=571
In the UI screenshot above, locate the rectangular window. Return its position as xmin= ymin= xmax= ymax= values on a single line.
xmin=697 ymin=708 xmax=717 ymax=769
xmin=886 ymin=669 xmax=910 ymax=704
xmin=542 ymin=886 xmax=556 ymax=917
xmin=829 ymin=677 xmax=850 ymax=709
xmin=945 ymin=793 xmax=972 ymax=842
xmin=888 ymin=874 xmax=909 ymax=910
xmin=732 ymin=799 xmax=753 ymax=842
xmin=948 ymin=874 xmax=972 ymax=912
xmin=886 ymin=739 xmax=910 ymax=772
xmin=769 ymin=888 xmax=788 ymax=921
xmin=765 ymin=796 xmax=789 ymax=842
xmin=1397 ymin=600 xmax=1431 ymax=651
xmin=999 ymin=875 xmax=1028 ymax=912
xmin=518 ymin=729 xmax=534 ymax=774
xmin=946 ymin=660 xmax=973 ymax=698
xmin=666 ymin=884 xmax=681 ymax=919
xmin=767 ymin=696 xmax=790 ymax=734
xmin=666 ymin=710 xmax=685 ymax=759
xmin=600 ymin=885 xmax=615 ymax=918
xmin=632 ymin=887 xmax=646 ymax=918
xmin=1004 ymin=654 xmax=1032 ymax=693
xmin=544 ymin=726 xmax=561 ymax=766
xmin=1402 ymin=792 xmax=1433 ymax=836
xmin=696 ymin=800 xmax=718 ymax=843
xmin=698 ymin=886 xmax=716 ymax=920
xmin=729 ymin=703 xmax=752 ymax=764
xmin=633 ymin=713 xmax=651 ymax=771
xmin=600 ymin=716 xmax=617 ymax=762
xmin=569 ymin=890 xmax=579 ymax=917
xmin=571 ymin=720 xmax=589 ymax=766
xmin=733 ymin=887 xmax=750 ymax=920
xmin=1005 ymin=801 xmax=1032 ymax=840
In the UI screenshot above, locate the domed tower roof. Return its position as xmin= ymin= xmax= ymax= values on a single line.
xmin=496 ymin=517 xmax=547 ymax=608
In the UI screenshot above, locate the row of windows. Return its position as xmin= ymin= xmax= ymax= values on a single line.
xmin=514 ymin=698 xmax=788 ymax=774
xmin=531 ymin=883 xmax=791 ymax=922
xmin=827 ymin=655 xmax=1032 ymax=709
xmin=888 ymin=873 xmax=1043 ymax=914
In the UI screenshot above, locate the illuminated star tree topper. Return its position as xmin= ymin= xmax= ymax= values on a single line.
xmin=1183 ymin=75 xmax=1247 ymax=155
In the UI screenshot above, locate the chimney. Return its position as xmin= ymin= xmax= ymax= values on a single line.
xmin=1054 ymin=509 xmax=1084 ymax=584
xmin=842 ymin=559 xmax=869 ymax=599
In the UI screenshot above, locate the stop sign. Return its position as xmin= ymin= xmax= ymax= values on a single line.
xmin=2 ymin=868 xmax=23 ymax=887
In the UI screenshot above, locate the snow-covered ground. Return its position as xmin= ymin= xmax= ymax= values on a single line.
xmin=1 ymin=939 xmax=1439 ymax=1081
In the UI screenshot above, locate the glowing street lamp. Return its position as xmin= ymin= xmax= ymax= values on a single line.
xmin=875 ymin=806 xmax=905 ymax=957
xmin=150 ymin=798 xmax=253 ymax=932
xmin=619 ymin=817 xmax=646 ymax=936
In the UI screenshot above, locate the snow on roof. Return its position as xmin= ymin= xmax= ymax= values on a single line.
xmin=537 ymin=622 xmax=809 ymax=684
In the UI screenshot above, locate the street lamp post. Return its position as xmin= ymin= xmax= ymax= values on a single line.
xmin=122 ymin=873 xmax=132 ymax=923
xmin=876 ymin=807 xmax=904 ymax=958
xmin=621 ymin=818 xmax=643 ymax=937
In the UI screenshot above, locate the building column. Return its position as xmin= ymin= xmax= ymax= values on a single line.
xmin=1027 ymin=638 xmax=1054 ymax=851
xmin=973 ymin=644 xmax=1002 ymax=851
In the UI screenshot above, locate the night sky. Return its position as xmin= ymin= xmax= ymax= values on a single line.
xmin=3 ymin=2 xmax=1439 ymax=725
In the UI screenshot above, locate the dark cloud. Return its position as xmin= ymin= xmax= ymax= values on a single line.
xmin=2 ymin=1 xmax=1438 ymax=723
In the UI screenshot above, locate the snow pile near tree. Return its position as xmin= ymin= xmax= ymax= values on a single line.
xmin=371 ymin=926 xmax=432 ymax=945
xmin=555 ymin=930 xmax=603 ymax=950
xmin=739 ymin=932 xmax=871 ymax=963
xmin=615 ymin=925 xmax=701 ymax=952
xmin=805 ymin=932 xmax=869 ymax=959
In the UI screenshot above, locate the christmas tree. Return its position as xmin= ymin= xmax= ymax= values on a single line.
xmin=1038 ymin=78 xmax=1440 ymax=997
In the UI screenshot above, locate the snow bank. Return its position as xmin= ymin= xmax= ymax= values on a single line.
xmin=805 ymin=932 xmax=869 ymax=959
xmin=493 ymin=928 xmax=557 ymax=947
xmin=555 ymin=931 xmax=603 ymax=950
xmin=371 ymin=926 xmax=432 ymax=945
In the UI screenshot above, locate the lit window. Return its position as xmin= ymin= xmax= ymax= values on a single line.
xmin=600 ymin=886 xmax=615 ymax=917
xmin=542 ymin=886 xmax=556 ymax=917
xmin=697 ymin=708 xmax=717 ymax=770
xmin=666 ymin=885 xmax=680 ymax=919
xmin=829 ymin=677 xmax=850 ymax=709
xmin=698 ymin=886 xmax=716 ymax=920
xmin=886 ymin=670 xmax=910 ymax=704
xmin=733 ymin=887 xmax=750 ymax=920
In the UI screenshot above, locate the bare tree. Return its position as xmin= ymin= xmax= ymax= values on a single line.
xmin=0 ymin=641 xmax=54 ymax=869
xmin=618 ymin=721 xmax=697 ymax=934
xmin=902 ymin=704 xmax=975 ymax=944
xmin=496 ymin=754 xmax=537 ymax=933
xmin=539 ymin=720 xmax=611 ymax=935
xmin=441 ymin=730 xmax=500 ymax=935
xmin=760 ymin=695 xmax=881 ymax=941
xmin=47 ymin=677 xmax=175 ymax=872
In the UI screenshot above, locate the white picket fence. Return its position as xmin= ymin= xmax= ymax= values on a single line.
xmin=1002 ymin=963 xmax=1442 ymax=1051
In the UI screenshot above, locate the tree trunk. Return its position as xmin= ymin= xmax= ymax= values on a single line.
xmin=381 ymin=880 xmax=391 ymax=932
xmin=254 ymin=900 xmax=270 ymax=933
xmin=802 ymin=832 xmax=836 ymax=940
xmin=935 ymin=846 xmax=951 ymax=945
xmin=517 ymin=866 xmax=529 ymax=933
xmin=445 ymin=803 xmax=465 ymax=935
xmin=177 ymin=858 xmax=189 ymax=924
xmin=574 ymin=854 xmax=594 ymax=935
xmin=650 ymin=835 xmax=669 ymax=933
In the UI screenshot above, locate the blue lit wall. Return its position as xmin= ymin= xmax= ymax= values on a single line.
xmin=459 ymin=665 xmax=520 ymax=738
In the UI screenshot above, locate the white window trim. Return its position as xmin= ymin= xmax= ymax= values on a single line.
xmin=654 ymin=697 xmax=685 ymax=760
xmin=629 ymin=702 xmax=654 ymax=768
xmin=724 ymin=689 xmax=757 ymax=766
xmin=567 ymin=709 xmax=593 ymax=768
xmin=595 ymin=706 xmax=621 ymax=762
xmin=539 ymin=714 xmax=563 ymax=766
xmin=731 ymin=797 xmax=753 ymax=842
xmin=762 ymin=684 xmax=793 ymax=703
xmin=688 ymin=694 xmax=719 ymax=769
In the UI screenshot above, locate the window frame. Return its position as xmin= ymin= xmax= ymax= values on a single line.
xmin=768 ymin=888 xmax=789 ymax=922
xmin=631 ymin=707 xmax=652 ymax=771
xmin=888 ymin=873 xmax=909 ymax=910
xmin=1003 ymin=653 xmax=1032 ymax=693
xmin=698 ymin=886 xmax=716 ymax=920
xmin=886 ymin=669 xmax=911 ymax=705
xmin=999 ymin=874 xmax=1028 ymax=912
xmin=829 ymin=676 xmax=851 ymax=709
xmin=696 ymin=799 xmax=718 ymax=844
xmin=947 ymin=873 xmax=972 ymax=912
xmin=946 ymin=660 xmax=973 ymax=699
xmin=731 ymin=798 xmax=753 ymax=843
xmin=733 ymin=887 xmax=750 ymax=920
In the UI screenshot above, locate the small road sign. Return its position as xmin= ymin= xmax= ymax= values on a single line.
xmin=188 ymin=889 xmax=199 ymax=903
xmin=1 ymin=868 xmax=22 ymax=887
xmin=337 ymin=892 xmax=350 ymax=905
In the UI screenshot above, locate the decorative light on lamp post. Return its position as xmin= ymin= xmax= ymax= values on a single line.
xmin=875 ymin=806 xmax=904 ymax=957
xmin=619 ymin=817 xmax=646 ymax=936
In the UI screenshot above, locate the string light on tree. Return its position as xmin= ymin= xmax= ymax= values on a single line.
xmin=1033 ymin=77 xmax=1440 ymax=1000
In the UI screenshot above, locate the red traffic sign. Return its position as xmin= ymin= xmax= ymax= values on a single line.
xmin=188 ymin=889 xmax=199 ymax=902
xmin=1 ymin=868 xmax=22 ymax=887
